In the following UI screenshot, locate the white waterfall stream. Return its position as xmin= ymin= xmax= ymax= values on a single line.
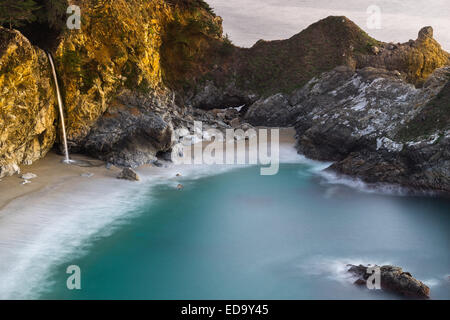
xmin=47 ymin=53 xmax=70 ymax=164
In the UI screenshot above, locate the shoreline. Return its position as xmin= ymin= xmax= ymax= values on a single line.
xmin=0 ymin=127 xmax=298 ymax=212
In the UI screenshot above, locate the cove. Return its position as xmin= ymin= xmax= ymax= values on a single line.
xmin=35 ymin=162 xmax=450 ymax=300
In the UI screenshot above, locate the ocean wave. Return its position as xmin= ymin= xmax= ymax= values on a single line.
xmin=299 ymin=256 xmax=394 ymax=285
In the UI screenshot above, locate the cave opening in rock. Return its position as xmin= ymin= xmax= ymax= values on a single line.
xmin=11 ymin=0 xmax=68 ymax=52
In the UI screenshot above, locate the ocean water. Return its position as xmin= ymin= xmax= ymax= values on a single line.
xmin=23 ymin=157 xmax=448 ymax=300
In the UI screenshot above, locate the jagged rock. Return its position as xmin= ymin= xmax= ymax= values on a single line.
xmin=81 ymin=92 xmax=174 ymax=168
xmin=292 ymin=65 xmax=450 ymax=193
xmin=117 ymin=168 xmax=140 ymax=181
xmin=0 ymin=27 xmax=57 ymax=178
xmin=245 ymin=93 xmax=296 ymax=127
xmin=418 ymin=26 xmax=433 ymax=40
xmin=347 ymin=264 xmax=430 ymax=299
xmin=357 ymin=26 xmax=449 ymax=85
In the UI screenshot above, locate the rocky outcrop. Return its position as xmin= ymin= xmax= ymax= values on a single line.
xmin=0 ymin=27 xmax=57 ymax=178
xmin=80 ymin=90 xmax=174 ymax=167
xmin=356 ymin=27 xmax=450 ymax=86
xmin=1 ymin=0 xmax=449 ymax=178
xmin=290 ymin=65 xmax=450 ymax=193
xmin=347 ymin=264 xmax=430 ymax=299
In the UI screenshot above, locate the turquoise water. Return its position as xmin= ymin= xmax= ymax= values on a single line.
xmin=39 ymin=163 xmax=450 ymax=300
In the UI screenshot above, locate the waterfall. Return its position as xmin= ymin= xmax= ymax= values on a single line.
xmin=47 ymin=53 xmax=70 ymax=164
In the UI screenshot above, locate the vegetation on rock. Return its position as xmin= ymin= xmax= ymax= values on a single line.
xmin=0 ymin=0 xmax=41 ymax=29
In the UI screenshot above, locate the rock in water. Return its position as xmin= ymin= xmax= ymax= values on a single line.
xmin=347 ymin=264 xmax=430 ymax=299
xmin=117 ymin=168 xmax=140 ymax=181
xmin=21 ymin=173 xmax=37 ymax=180
xmin=177 ymin=184 xmax=184 ymax=190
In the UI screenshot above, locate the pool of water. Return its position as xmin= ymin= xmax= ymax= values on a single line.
xmin=38 ymin=163 xmax=450 ymax=300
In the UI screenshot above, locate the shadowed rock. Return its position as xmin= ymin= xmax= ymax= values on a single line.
xmin=347 ymin=264 xmax=430 ymax=299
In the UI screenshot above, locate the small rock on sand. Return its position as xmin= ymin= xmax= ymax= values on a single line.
xmin=21 ymin=173 xmax=37 ymax=180
xmin=81 ymin=173 xmax=94 ymax=178
xmin=117 ymin=168 xmax=140 ymax=181
xmin=21 ymin=180 xmax=31 ymax=185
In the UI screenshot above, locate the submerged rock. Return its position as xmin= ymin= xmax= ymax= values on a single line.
xmin=117 ymin=168 xmax=140 ymax=181
xmin=347 ymin=264 xmax=430 ymax=299
xmin=177 ymin=184 xmax=184 ymax=190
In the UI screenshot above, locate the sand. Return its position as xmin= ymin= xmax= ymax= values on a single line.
xmin=0 ymin=127 xmax=297 ymax=213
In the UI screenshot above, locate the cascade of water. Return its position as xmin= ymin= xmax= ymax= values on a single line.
xmin=47 ymin=53 xmax=70 ymax=164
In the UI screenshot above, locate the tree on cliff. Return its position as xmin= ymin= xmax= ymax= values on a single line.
xmin=36 ymin=0 xmax=68 ymax=30
xmin=0 ymin=0 xmax=41 ymax=29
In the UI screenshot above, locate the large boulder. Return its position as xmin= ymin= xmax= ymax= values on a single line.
xmin=347 ymin=264 xmax=430 ymax=299
xmin=81 ymin=91 xmax=174 ymax=167
xmin=0 ymin=27 xmax=57 ymax=178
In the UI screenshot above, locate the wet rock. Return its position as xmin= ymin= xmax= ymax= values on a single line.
xmin=117 ymin=168 xmax=140 ymax=181
xmin=347 ymin=264 xmax=430 ymax=299
xmin=153 ymin=160 xmax=164 ymax=168
xmin=292 ymin=66 xmax=450 ymax=193
xmin=177 ymin=184 xmax=184 ymax=190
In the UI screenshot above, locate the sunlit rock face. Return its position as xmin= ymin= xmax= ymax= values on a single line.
xmin=54 ymin=0 xmax=174 ymax=148
xmin=51 ymin=0 xmax=222 ymax=166
xmin=0 ymin=27 xmax=57 ymax=178
xmin=356 ymin=27 xmax=450 ymax=86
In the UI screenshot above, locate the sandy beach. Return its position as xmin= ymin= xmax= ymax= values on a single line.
xmin=0 ymin=127 xmax=297 ymax=213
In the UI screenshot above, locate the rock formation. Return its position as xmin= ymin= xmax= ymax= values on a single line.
xmin=0 ymin=27 xmax=57 ymax=178
xmin=0 ymin=0 xmax=449 ymax=193
xmin=291 ymin=66 xmax=449 ymax=193
xmin=347 ymin=264 xmax=430 ymax=299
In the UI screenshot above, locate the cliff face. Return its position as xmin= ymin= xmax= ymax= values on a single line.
xmin=292 ymin=66 xmax=450 ymax=193
xmin=0 ymin=0 xmax=449 ymax=190
xmin=51 ymin=0 xmax=223 ymax=165
xmin=0 ymin=27 xmax=57 ymax=178
xmin=55 ymin=0 xmax=173 ymax=147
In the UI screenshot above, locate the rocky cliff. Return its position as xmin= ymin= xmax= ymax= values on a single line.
xmin=0 ymin=0 xmax=449 ymax=193
xmin=291 ymin=66 xmax=450 ymax=193
xmin=0 ymin=27 xmax=56 ymax=178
